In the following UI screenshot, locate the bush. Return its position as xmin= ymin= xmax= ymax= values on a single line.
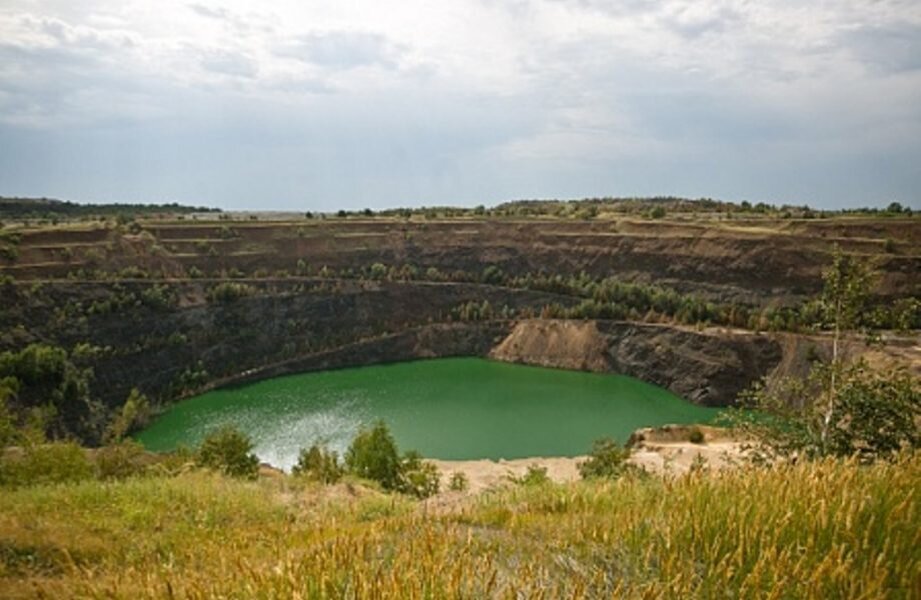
xmin=448 ymin=471 xmax=469 ymax=492
xmin=292 ymin=443 xmax=342 ymax=483
xmin=688 ymin=427 xmax=705 ymax=444
xmin=0 ymin=442 xmax=93 ymax=488
xmin=510 ymin=464 xmax=550 ymax=486
xmin=397 ymin=451 xmax=440 ymax=499
xmin=196 ymin=426 xmax=259 ymax=479
xmin=345 ymin=422 xmax=439 ymax=497
xmin=206 ymin=282 xmax=254 ymax=303
xmin=345 ymin=421 xmax=401 ymax=490
xmin=579 ymin=438 xmax=633 ymax=480
xmin=103 ymin=388 xmax=151 ymax=444
xmin=95 ymin=439 xmax=148 ymax=480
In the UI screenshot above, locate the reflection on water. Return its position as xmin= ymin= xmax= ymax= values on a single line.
xmin=137 ymin=358 xmax=720 ymax=469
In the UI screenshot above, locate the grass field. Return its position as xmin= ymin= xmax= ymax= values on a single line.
xmin=1 ymin=453 xmax=918 ymax=598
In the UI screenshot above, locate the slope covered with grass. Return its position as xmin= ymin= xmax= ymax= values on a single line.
xmin=1 ymin=454 xmax=918 ymax=598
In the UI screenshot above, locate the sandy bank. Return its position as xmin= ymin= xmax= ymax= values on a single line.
xmin=432 ymin=431 xmax=750 ymax=497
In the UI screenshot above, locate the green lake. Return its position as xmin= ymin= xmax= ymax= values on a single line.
xmin=137 ymin=358 xmax=720 ymax=470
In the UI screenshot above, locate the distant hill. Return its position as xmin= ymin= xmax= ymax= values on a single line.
xmin=0 ymin=197 xmax=220 ymax=220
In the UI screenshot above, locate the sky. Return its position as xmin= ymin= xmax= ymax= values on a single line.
xmin=0 ymin=0 xmax=919 ymax=211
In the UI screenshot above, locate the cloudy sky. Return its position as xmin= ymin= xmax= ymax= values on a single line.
xmin=1 ymin=0 xmax=919 ymax=210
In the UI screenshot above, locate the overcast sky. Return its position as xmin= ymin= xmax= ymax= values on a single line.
xmin=1 ymin=0 xmax=919 ymax=210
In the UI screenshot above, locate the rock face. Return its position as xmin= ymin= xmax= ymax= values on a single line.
xmin=491 ymin=319 xmax=783 ymax=406
xmin=490 ymin=320 xmax=610 ymax=372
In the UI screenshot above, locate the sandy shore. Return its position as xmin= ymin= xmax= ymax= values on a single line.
xmin=431 ymin=432 xmax=749 ymax=497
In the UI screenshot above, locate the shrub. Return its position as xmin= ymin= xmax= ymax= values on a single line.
xmin=688 ymin=427 xmax=705 ymax=444
xmin=196 ymin=426 xmax=259 ymax=479
xmin=103 ymin=388 xmax=151 ymax=444
xmin=206 ymin=282 xmax=254 ymax=303
xmin=292 ymin=443 xmax=342 ymax=483
xmin=95 ymin=439 xmax=148 ymax=480
xmin=448 ymin=471 xmax=469 ymax=492
xmin=510 ymin=464 xmax=550 ymax=486
xmin=397 ymin=451 xmax=440 ymax=499
xmin=579 ymin=438 xmax=633 ymax=480
xmin=345 ymin=421 xmax=401 ymax=490
xmin=0 ymin=442 xmax=93 ymax=488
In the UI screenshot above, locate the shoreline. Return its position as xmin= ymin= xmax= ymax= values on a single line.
xmin=431 ymin=433 xmax=749 ymax=495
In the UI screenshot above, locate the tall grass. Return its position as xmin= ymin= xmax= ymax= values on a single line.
xmin=0 ymin=455 xmax=917 ymax=598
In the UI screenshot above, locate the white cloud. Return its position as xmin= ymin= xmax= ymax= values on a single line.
xmin=0 ymin=0 xmax=918 ymax=208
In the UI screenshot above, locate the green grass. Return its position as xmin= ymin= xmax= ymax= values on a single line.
xmin=0 ymin=455 xmax=918 ymax=598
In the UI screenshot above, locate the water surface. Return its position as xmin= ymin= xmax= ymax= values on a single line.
xmin=137 ymin=358 xmax=719 ymax=469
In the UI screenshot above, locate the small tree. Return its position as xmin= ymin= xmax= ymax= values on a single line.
xmin=292 ymin=443 xmax=342 ymax=483
xmin=95 ymin=439 xmax=148 ymax=480
xmin=509 ymin=464 xmax=550 ymax=486
xmin=196 ymin=425 xmax=259 ymax=479
xmin=345 ymin=421 xmax=401 ymax=490
xmin=448 ymin=471 xmax=469 ymax=492
xmin=103 ymin=388 xmax=150 ymax=444
xmin=579 ymin=438 xmax=633 ymax=480
xmin=397 ymin=450 xmax=440 ymax=498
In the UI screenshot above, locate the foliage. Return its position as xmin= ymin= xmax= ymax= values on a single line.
xmin=345 ymin=421 xmax=401 ymax=490
xmin=103 ymin=388 xmax=151 ymax=444
xmin=344 ymin=422 xmax=438 ymax=496
xmin=95 ymin=439 xmax=149 ymax=480
xmin=688 ymin=427 xmax=705 ymax=444
xmin=397 ymin=450 xmax=440 ymax=498
xmin=447 ymin=471 xmax=469 ymax=492
xmin=578 ymin=437 xmax=634 ymax=479
xmin=291 ymin=443 xmax=342 ymax=483
xmin=0 ymin=343 xmax=98 ymax=441
xmin=0 ymin=442 xmax=94 ymax=488
xmin=196 ymin=425 xmax=260 ymax=479
xmin=0 ymin=377 xmax=21 ymax=447
xmin=729 ymin=249 xmax=919 ymax=461
xmin=206 ymin=282 xmax=255 ymax=303
xmin=733 ymin=362 xmax=919 ymax=461
xmin=509 ymin=463 xmax=550 ymax=486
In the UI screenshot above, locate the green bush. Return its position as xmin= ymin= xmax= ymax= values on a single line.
xmin=196 ymin=426 xmax=259 ymax=479
xmin=345 ymin=421 xmax=401 ymax=490
xmin=397 ymin=451 xmax=440 ymax=499
xmin=688 ymin=427 xmax=705 ymax=444
xmin=448 ymin=471 xmax=469 ymax=492
xmin=95 ymin=439 xmax=148 ymax=480
xmin=579 ymin=438 xmax=633 ymax=480
xmin=206 ymin=282 xmax=254 ymax=303
xmin=510 ymin=464 xmax=550 ymax=486
xmin=292 ymin=443 xmax=342 ymax=483
xmin=0 ymin=442 xmax=93 ymax=488
xmin=103 ymin=388 xmax=151 ymax=444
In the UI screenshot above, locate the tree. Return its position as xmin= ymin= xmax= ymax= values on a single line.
xmin=292 ymin=443 xmax=342 ymax=483
xmin=817 ymin=247 xmax=873 ymax=451
xmin=579 ymin=438 xmax=634 ymax=480
xmin=103 ymin=388 xmax=150 ymax=444
xmin=728 ymin=248 xmax=919 ymax=461
xmin=397 ymin=450 xmax=440 ymax=498
xmin=196 ymin=425 xmax=260 ymax=479
xmin=345 ymin=421 xmax=401 ymax=490
xmin=344 ymin=421 xmax=439 ymax=497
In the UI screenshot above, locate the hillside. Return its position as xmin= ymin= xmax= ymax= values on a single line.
xmin=1 ymin=209 xmax=918 ymax=443
xmin=0 ymin=454 xmax=917 ymax=598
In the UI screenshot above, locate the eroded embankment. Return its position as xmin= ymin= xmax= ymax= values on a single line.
xmin=490 ymin=319 xmax=783 ymax=406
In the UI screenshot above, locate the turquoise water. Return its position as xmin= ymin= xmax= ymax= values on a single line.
xmin=137 ymin=358 xmax=719 ymax=469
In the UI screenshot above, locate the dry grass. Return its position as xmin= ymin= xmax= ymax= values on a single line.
xmin=0 ymin=454 xmax=918 ymax=598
